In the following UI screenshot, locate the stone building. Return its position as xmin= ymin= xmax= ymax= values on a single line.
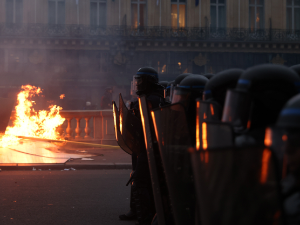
xmin=0 ymin=0 xmax=299 ymax=108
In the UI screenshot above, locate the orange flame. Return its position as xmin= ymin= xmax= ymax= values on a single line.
xmin=60 ymin=94 xmax=65 ymax=99
xmin=0 ymin=85 xmax=65 ymax=147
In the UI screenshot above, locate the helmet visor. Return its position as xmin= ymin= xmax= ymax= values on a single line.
xmin=132 ymin=75 xmax=143 ymax=92
xmin=169 ymin=84 xmax=175 ymax=102
xmin=171 ymin=87 xmax=191 ymax=106
xmin=197 ymin=100 xmax=222 ymax=122
xmin=222 ymin=89 xmax=252 ymax=133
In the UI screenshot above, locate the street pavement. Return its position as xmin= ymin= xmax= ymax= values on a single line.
xmin=0 ymin=170 xmax=136 ymax=225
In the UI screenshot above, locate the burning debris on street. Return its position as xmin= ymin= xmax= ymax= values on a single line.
xmin=0 ymin=85 xmax=65 ymax=148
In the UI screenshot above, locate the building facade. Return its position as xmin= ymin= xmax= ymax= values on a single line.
xmin=0 ymin=0 xmax=299 ymax=108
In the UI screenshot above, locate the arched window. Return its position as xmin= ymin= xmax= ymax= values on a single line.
xmin=210 ymin=0 xmax=226 ymax=29
xmin=131 ymin=0 xmax=147 ymax=28
xmin=5 ymin=0 xmax=23 ymax=24
xmin=249 ymin=0 xmax=264 ymax=31
xmin=287 ymin=0 xmax=300 ymax=30
xmin=90 ymin=0 xmax=107 ymax=27
xmin=171 ymin=0 xmax=186 ymax=28
xmin=48 ymin=0 xmax=65 ymax=24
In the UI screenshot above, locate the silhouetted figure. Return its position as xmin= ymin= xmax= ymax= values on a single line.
xmin=101 ymin=87 xmax=113 ymax=109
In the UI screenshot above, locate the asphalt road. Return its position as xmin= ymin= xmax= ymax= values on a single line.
xmin=0 ymin=170 xmax=136 ymax=225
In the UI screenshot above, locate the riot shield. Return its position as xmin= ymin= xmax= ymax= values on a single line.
xmin=0 ymin=97 xmax=14 ymax=133
xmin=119 ymin=94 xmax=143 ymax=155
xmin=196 ymin=120 xmax=234 ymax=150
xmin=152 ymin=103 xmax=195 ymax=225
xmin=196 ymin=99 xmax=233 ymax=150
xmin=196 ymin=100 xmax=222 ymax=123
xmin=190 ymin=146 xmax=284 ymax=225
xmin=138 ymin=95 xmax=167 ymax=225
xmin=112 ymin=101 xmax=133 ymax=155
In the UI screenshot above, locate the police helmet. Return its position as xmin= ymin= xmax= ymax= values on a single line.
xmin=168 ymin=74 xmax=192 ymax=102
xmin=132 ymin=67 xmax=159 ymax=95
xmin=196 ymin=69 xmax=243 ymax=123
xmin=222 ymin=64 xmax=300 ymax=133
xmin=174 ymin=73 xmax=192 ymax=86
xmin=276 ymin=94 xmax=300 ymax=129
xmin=264 ymin=94 xmax=300 ymax=176
xmin=291 ymin=64 xmax=300 ymax=78
xmin=172 ymin=75 xmax=208 ymax=105
xmin=159 ymin=81 xmax=168 ymax=88
xmin=204 ymin=68 xmax=243 ymax=108
xmin=201 ymin=73 xmax=214 ymax=80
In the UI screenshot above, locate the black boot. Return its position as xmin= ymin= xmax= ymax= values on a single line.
xmin=119 ymin=184 xmax=137 ymax=220
xmin=133 ymin=184 xmax=155 ymax=225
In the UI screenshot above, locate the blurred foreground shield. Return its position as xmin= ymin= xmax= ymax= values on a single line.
xmin=152 ymin=103 xmax=195 ymax=225
xmin=190 ymin=146 xmax=284 ymax=225
xmin=139 ymin=95 xmax=167 ymax=225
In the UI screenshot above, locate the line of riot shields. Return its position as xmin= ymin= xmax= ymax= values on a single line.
xmin=113 ymin=64 xmax=300 ymax=225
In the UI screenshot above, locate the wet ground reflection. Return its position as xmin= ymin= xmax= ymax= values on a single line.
xmin=0 ymin=139 xmax=95 ymax=164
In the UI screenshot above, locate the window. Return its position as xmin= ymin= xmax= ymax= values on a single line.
xmin=171 ymin=0 xmax=186 ymax=28
xmin=287 ymin=0 xmax=300 ymax=30
xmin=90 ymin=0 xmax=107 ymax=26
xmin=249 ymin=0 xmax=264 ymax=31
xmin=6 ymin=0 xmax=23 ymax=24
xmin=131 ymin=0 xmax=146 ymax=28
xmin=210 ymin=0 xmax=226 ymax=29
xmin=48 ymin=0 xmax=65 ymax=24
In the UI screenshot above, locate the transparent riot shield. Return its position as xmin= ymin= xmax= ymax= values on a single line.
xmin=138 ymin=95 xmax=167 ymax=225
xmin=190 ymin=146 xmax=284 ymax=225
xmin=112 ymin=101 xmax=133 ymax=155
xmin=152 ymin=103 xmax=195 ymax=225
xmin=196 ymin=100 xmax=222 ymax=123
xmin=0 ymin=97 xmax=14 ymax=133
xmin=119 ymin=94 xmax=143 ymax=155
xmin=196 ymin=120 xmax=234 ymax=150
xmin=196 ymin=99 xmax=233 ymax=150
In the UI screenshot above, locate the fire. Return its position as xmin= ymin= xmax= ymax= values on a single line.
xmin=0 ymin=85 xmax=65 ymax=147
xmin=60 ymin=94 xmax=65 ymax=99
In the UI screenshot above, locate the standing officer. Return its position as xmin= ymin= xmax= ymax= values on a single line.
xmin=101 ymin=87 xmax=113 ymax=109
xmin=119 ymin=67 xmax=165 ymax=225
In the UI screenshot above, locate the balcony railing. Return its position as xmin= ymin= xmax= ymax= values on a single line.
xmin=10 ymin=110 xmax=117 ymax=146
xmin=58 ymin=110 xmax=116 ymax=145
xmin=1 ymin=24 xmax=300 ymax=42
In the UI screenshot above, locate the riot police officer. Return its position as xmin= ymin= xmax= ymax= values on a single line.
xmin=291 ymin=64 xmax=300 ymax=78
xmin=222 ymin=64 xmax=300 ymax=146
xmin=119 ymin=67 xmax=164 ymax=225
xmin=268 ymin=94 xmax=300 ymax=224
xmin=203 ymin=68 xmax=243 ymax=110
xmin=172 ymin=75 xmax=209 ymax=143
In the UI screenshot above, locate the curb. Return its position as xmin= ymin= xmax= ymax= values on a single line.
xmin=0 ymin=163 xmax=132 ymax=171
